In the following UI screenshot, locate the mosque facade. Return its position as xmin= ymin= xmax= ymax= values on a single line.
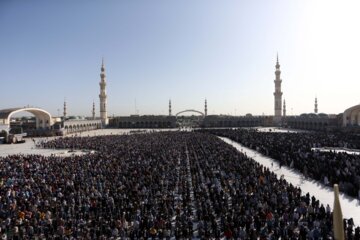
xmin=1 ymin=56 xmax=360 ymax=134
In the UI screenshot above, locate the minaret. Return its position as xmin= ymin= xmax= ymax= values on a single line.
xmin=99 ymin=58 xmax=108 ymax=126
xmin=273 ymin=54 xmax=283 ymax=124
xmin=204 ymin=99 xmax=208 ymax=116
xmin=63 ymin=99 xmax=67 ymax=120
xmin=283 ymin=99 xmax=286 ymax=117
xmin=92 ymin=101 xmax=95 ymax=119
xmin=169 ymin=99 xmax=172 ymax=116
xmin=314 ymin=97 xmax=318 ymax=114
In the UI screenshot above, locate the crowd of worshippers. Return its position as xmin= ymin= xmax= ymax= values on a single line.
xmin=200 ymin=128 xmax=360 ymax=199
xmin=0 ymin=132 xmax=359 ymax=239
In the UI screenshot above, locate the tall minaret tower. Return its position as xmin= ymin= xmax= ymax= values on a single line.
xmin=274 ymin=54 xmax=283 ymax=124
xmin=63 ymin=99 xmax=67 ymax=120
xmin=204 ymin=99 xmax=208 ymax=116
xmin=92 ymin=101 xmax=96 ymax=120
xmin=169 ymin=99 xmax=172 ymax=116
xmin=99 ymin=58 xmax=108 ymax=126
xmin=283 ymin=99 xmax=286 ymax=117
xmin=314 ymin=97 xmax=318 ymax=114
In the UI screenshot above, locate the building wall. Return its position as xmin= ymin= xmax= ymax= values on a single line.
xmin=285 ymin=115 xmax=340 ymax=131
xmin=201 ymin=115 xmax=273 ymax=128
xmin=110 ymin=116 xmax=177 ymax=128
xmin=61 ymin=119 xmax=102 ymax=135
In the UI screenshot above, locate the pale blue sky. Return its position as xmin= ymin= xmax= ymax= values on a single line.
xmin=1 ymin=0 xmax=359 ymax=117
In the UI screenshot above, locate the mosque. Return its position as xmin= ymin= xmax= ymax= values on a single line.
xmin=1 ymin=56 xmax=359 ymax=137
xmin=107 ymin=55 xmax=359 ymax=131
xmin=270 ymin=55 xmax=359 ymax=131
xmin=200 ymin=56 xmax=358 ymax=131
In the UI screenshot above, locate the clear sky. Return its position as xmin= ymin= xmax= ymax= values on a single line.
xmin=1 ymin=0 xmax=359 ymax=117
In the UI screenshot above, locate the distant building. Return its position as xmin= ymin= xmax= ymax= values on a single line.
xmin=99 ymin=59 xmax=109 ymax=126
xmin=110 ymin=115 xmax=177 ymax=128
xmin=205 ymin=99 xmax=208 ymax=117
xmin=286 ymin=113 xmax=340 ymax=131
xmin=63 ymin=100 xmax=67 ymax=120
xmin=201 ymin=115 xmax=273 ymax=128
xmin=273 ymin=55 xmax=283 ymax=124
xmin=9 ymin=116 xmax=36 ymax=131
xmin=92 ymin=101 xmax=96 ymax=120
xmin=61 ymin=119 xmax=102 ymax=135
xmin=169 ymin=99 xmax=172 ymax=116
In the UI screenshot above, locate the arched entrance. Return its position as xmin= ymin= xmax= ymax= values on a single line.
xmin=175 ymin=109 xmax=205 ymax=117
xmin=0 ymin=107 xmax=53 ymax=132
xmin=175 ymin=109 xmax=205 ymax=127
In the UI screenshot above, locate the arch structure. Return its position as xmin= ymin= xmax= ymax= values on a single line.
xmin=343 ymin=104 xmax=360 ymax=127
xmin=0 ymin=107 xmax=53 ymax=131
xmin=175 ymin=109 xmax=205 ymax=117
